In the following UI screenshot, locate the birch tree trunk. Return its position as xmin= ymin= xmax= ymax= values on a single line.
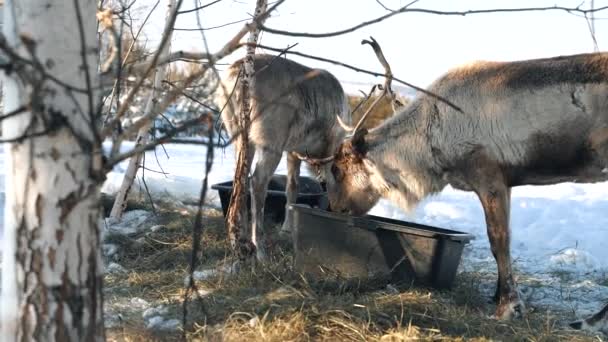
xmin=225 ymin=0 xmax=268 ymax=261
xmin=1 ymin=0 xmax=105 ymax=340
xmin=109 ymin=0 xmax=176 ymax=220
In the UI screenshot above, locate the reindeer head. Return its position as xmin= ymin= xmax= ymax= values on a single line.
xmin=325 ymin=128 xmax=382 ymax=215
xmin=295 ymin=35 xmax=401 ymax=215
xmin=297 ymin=119 xmax=382 ymax=216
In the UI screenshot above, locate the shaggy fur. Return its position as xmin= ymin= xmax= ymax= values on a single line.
xmin=326 ymin=51 xmax=608 ymax=325
xmin=215 ymin=54 xmax=351 ymax=259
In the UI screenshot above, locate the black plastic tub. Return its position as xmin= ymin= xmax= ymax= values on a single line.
xmin=211 ymin=175 xmax=328 ymax=224
xmin=289 ymin=204 xmax=475 ymax=289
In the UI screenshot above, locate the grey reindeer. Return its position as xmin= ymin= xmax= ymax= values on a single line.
xmin=307 ymin=52 xmax=608 ymax=332
xmin=216 ymin=53 xmax=351 ymax=261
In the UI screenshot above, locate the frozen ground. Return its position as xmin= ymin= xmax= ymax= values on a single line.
xmin=2 ymin=140 xmax=608 ymax=319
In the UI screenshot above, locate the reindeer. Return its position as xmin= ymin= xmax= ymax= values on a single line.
xmin=307 ymin=51 xmax=608 ymax=330
xmin=216 ymin=53 xmax=351 ymax=260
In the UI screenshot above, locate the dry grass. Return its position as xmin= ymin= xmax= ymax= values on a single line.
xmin=102 ymin=198 xmax=603 ymax=341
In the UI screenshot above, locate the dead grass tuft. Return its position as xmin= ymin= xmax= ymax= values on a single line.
xmin=103 ymin=198 xmax=604 ymax=341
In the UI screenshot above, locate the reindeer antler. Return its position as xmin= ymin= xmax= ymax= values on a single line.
xmin=349 ymin=36 xmax=399 ymax=135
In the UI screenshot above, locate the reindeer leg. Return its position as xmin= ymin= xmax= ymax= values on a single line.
xmin=250 ymin=147 xmax=282 ymax=261
xmin=490 ymin=187 xmax=511 ymax=304
xmin=280 ymin=152 xmax=301 ymax=236
xmin=476 ymin=181 xmax=524 ymax=320
xmin=569 ymin=302 xmax=608 ymax=334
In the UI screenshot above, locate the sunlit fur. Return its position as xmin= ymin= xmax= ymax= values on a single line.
xmin=326 ymin=51 xmax=608 ymax=325
xmin=217 ymin=54 xmax=351 ymax=163
xmin=328 ymin=52 xmax=608 ymax=215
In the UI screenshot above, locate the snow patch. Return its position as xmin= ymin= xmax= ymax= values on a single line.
xmin=145 ymin=316 xmax=164 ymax=328
xmin=129 ymin=297 xmax=150 ymax=310
xmin=146 ymin=317 xmax=181 ymax=331
xmin=549 ymin=248 xmax=599 ymax=272
xmin=184 ymin=263 xmax=235 ymax=285
xmin=149 ymin=225 xmax=166 ymax=233
xmin=106 ymin=263 xmax=128 ymax=275
xmin=143 ymin=305 xmax=180 ymax=331
xmin=102 ymin=244 xmax=118 ymax=260
xmin=248 ymin=316 xmax=259 ymax=327
xmin=104 ymin=210 xmax=152 ymax=236
xmin=143 ymin=305 xmax=169 ymax=319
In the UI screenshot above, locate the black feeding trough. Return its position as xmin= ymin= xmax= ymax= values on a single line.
xmin=211 ymin=175 xmax=328 ymax=225
xmin=289 ymin=204 xmax=475 ymax=290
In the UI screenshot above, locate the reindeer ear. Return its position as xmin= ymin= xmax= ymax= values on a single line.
xmin=352 ymin=128 xmax=369 ymax=157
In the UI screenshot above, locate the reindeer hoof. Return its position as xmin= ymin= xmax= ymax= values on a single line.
xmin=491 ymin=299 xmax=526 ymax=321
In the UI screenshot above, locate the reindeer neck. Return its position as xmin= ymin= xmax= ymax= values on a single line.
xmin=362 ymin=100 xmax=446 ymax=210
xmin=365 ymin=100 xmax=432 ymax=164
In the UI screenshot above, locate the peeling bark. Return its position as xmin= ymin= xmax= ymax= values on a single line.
xmin=225 ymin=0 xmax=268 ymax=260
xmin=1 ymin=0 xmax=105 ymax=340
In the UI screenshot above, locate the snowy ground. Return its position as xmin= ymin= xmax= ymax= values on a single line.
xmin=2 ymin=140 xmax=608 ymax=320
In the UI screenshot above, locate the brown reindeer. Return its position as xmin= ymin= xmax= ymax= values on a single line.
xmin=307 ymin=51 xmax=608 ymax=331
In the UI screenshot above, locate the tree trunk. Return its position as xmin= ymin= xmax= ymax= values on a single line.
xmin=1 ymin=0 xmax=105 ymax=340
xmin=109 ymin=0 xmax=176 ymax=220
xmin=225 ymin=0 xmax=268 ymax=260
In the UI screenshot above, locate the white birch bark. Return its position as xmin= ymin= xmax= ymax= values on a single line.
xmin=225 ymin=0 xmax=268 ymax=260
xmin=1 ymin=0 xmax=105 ymax=340
xmin=108 ymin=0 xmax=176 ymax=220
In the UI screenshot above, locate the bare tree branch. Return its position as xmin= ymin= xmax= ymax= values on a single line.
xmin=105 ymin=0 xmax=287 ymax=149
xmin=260 ymin=4 xmax=608 ymax=38
xmin=105 ymin=114 xmax=212 ymax=168
xmin=177 ymin=0 xmax=223 ymax=14
xmin=174 ymin=18 xmax=250 ymax=31
xmin=162 ymin=80 xmax=219 ymax=114
xmin=376 ymin=0 xmax=418 ymax=13
xmin=245 ymin=42 xmax=463 ymax=113
xmin=350 ymin=84 xmax=379 ymax=116
xmin=121 ymin=0 xmax=286 ymax=76
xmin=106 ymin=0 xmax=185 ymax=146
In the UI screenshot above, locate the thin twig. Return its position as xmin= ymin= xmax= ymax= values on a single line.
xmin=177 ymin=0 xmax=223 ymax=14
xmin=182 ymin=116 xmax=215 ymax=339
xmin=106 ymin=0 xmax=185 ymax=146
xmin=162 ymin=80 xmax=220 ymax=114
xmin=139 ymin=153 xmax=157 ymax=214
xmin=102 ymin=0 xmax=161 ymax=123
xmin=106 ymin=114 xmax=211 ymax=168
xmin=152 ymin=144 xmax=169 ymax=178
xmin=174 ymin=18 xmax=250 ymax=31
xmin=105 ymin=0 xmax=286 ymax=146
xmin=124 ymin=0 xmax=286 ymax=74
xmin=376 ymin=0 xmax=418 ymax=12
xmin=0 ymin=104 xmax=29 ymax=121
